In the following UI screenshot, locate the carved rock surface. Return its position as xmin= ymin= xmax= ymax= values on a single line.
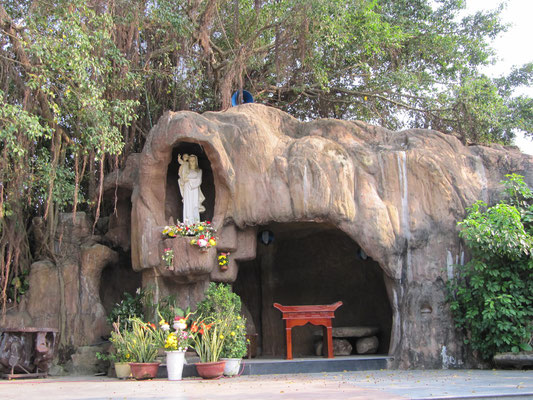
xmin=122 ymin=104 xmax=532 ymax=367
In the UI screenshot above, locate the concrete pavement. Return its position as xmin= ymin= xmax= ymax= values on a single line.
xmin=0 ymin=369 xmax=532 ymax=400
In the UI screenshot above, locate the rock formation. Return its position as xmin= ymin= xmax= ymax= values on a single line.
xmin=4 ymin=103 xmax=531 ymax=370
xmin=126 ymin=103 xmax=531 ymax=368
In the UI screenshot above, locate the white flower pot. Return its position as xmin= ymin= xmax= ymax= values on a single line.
xmin=221 ymin=358 xmax=242 ymax=376
xmin=166 ymin=350 xmax=186 ymax=380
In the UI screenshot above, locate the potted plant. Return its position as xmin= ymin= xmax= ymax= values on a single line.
xmin=126 ymin=318 xmax=160 ymax=380
xmin=195 ymin=283 xmax=248 ymax=376
xmin=189 ymin=316 xmax=230 ymax=379
xmin=220 ymin=314 xmax=248 ymax=376
xmin=156 ymin=315 xmax=190 ymax=380
xmin=109 ymin=321 xmax=133 ymax=378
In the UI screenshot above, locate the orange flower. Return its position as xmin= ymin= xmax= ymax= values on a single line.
xmin=191 ymin=323 xmax=198 ymax=333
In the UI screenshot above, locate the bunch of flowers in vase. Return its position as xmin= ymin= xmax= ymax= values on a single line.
xmin=157 ymin=314 xmax=191 ymax=380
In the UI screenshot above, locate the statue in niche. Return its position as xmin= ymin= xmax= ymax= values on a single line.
xmin=177 ymin=154 xmax=205 ymax=223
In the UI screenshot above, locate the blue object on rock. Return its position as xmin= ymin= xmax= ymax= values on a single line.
xmin=231 ymin=90 xmax=254 ymax=106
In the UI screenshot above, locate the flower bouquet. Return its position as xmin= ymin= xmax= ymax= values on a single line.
xmin=162 ymin=221 xmax=217 ymax=250
xmin=157 ymin=315 xmax=191 ymax=380
xmin=218 ymin=252 xmax=230 ymax=271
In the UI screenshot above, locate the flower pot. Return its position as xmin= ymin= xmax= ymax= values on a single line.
xmin=129 ymin=362 xmax=160 ymax=380
xmin=221 ymin=358 xmax=241 ymax=376
xmin=194 ymin=361 xmax=226 ymax=379
xmin=166 ymin=350 xmax=186 ymax=381
xmin=114 ymin=362 xmax=131 ymax=379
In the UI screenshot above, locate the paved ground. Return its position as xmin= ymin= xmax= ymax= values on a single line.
xmin=0 ymin=369 xmax=532 ymax=400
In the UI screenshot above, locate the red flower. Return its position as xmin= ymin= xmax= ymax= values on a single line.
xmin=199 ymin=234 xmax=205 ymax=239
xmin=207 ymin=221 xmax=211 ymax=224
xmin=174 ymin=315 xmax=183 ymax=321
xmin=191 ymin=323 xmax=198 ymax=333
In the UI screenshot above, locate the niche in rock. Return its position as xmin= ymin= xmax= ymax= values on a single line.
xmin=234 ymin=222 xmax=392 ymax=358
xmin=166 ymin=143 xmax=215 ymax=224
xmin=99 ymin=249 xmax=143 ymax=318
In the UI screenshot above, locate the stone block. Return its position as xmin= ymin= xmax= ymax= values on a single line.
xmin=356 ymin=336 xmax=379 ymax=354
xmin=315 ymin=338 xmax=353 ymax=356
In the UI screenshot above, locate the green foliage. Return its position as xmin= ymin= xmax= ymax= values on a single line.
xmin=125 ymin=318 xmax=159 ymax=363
xmin=196 ymin=283 xmax=242 ymax=318
xmin=448 ymin=175 xmax=533 ymax=360
xmin=106 ymin=289 xmax=146 ymax=331
xmin=98 ymin=321 xmax=133 ymax=363
xmin=189 ymin=316 xmax=230 ymax=363
xmin=8 ymin=270 xmax=29 ymax=304
xmin=196 ymin=283 xmax=248 ymax=359
xmin=1 ymin=0 xmax=532 ymax=313
xmin=220 ymin=313 xmax=248 ymax=359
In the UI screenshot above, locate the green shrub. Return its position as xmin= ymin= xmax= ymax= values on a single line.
xmin=196 ymin=282 xmax=242 ymax=317
xmin=196 ymin=283 xmax=248 ymax=359
xmin=106 ymin=289 xmax=146 ymax=331
xmin=447 ymin=174 xmax=533 ymax=360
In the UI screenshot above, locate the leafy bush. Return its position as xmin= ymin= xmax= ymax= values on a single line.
xmin=196 ymin=282 xmax=242 ymax=317
xmin=195 ymin=283 xmax=248 ymax=359
xmin=220 ymin=313 xmax=248 ymax=359
xmin=106 ymin=289 xmax=146 ymax=331
xmin=448 ymin=174 xmax=533 ymax=360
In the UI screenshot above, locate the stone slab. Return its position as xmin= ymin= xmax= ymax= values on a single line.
xmin=314 ymin=326 xmax=380 ymax=338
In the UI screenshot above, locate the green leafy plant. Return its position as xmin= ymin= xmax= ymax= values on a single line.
xmin=196 ymin=283 xmax=248 ymax=359
xmin=447 ymin=174 xmax=533 ymax=360
xmin=220 ymin=314 xmax=248 ymax=359
xmin=195 ymin=283 xmax=241 ymax=318
xmin=125 ymin=318 xmax=159 ymax=363
xmin=8 ymin=269 xmax=29 ymax=304
xmin=97 ymin=321 xmax=133 ymax=363
xmin=107 ymin=289 xmax=146 ymax=331
xmin=189 ymin=316 xmax=230 ymax=363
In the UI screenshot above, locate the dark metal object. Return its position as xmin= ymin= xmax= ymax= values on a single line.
xmin=0 ymin=328 xmax=59 ymax=379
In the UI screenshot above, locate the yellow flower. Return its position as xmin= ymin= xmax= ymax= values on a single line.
xmin=231 ymin=331 xmax=235 ymax=336
xmin=237 ymin=316 xmax=241 ymax=320
xmin=219 ymin=334 xmax=224 ymax=339
xmin=126 ymin=353 xmax=130 ymax=358
xmin=198 ymin=226 xmax=204 ymax=231
xmin=209 ymin=238 xmax=216 ymax=246
xmin=190 ymin=239 xmax=196 ymax=245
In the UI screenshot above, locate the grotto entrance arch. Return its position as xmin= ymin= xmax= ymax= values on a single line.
xmin=233 ymin=222 xmax=392 ymax=358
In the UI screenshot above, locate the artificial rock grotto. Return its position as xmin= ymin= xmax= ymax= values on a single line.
xmin=3 ymin=103 xmax=532 ymax=371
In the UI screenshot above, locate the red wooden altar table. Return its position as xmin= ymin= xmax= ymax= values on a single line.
xmin=273 ymin=301 xmax=343 ymax=360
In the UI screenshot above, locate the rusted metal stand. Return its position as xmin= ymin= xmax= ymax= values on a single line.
xmin=0 ymin=328 xmax=59 ymax=380
xmin=273 ymin=302 xmax=343 ymax=360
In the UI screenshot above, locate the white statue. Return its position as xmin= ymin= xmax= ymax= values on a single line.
xmin=177 ymin=154 xmax=205 ymax=223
